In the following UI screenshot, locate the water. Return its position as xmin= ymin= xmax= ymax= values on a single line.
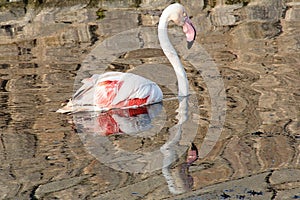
xmin=0 ymin=0 xmax=299 ymax=199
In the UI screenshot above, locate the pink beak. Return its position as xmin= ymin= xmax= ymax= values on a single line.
xmin=183 ymin=17 xmax=196 ymax=49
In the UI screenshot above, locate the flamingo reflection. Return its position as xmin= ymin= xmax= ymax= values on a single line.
xmin=73 ymin=103 xmax=163 ymax=136
xmin=73 ymin=97 xmax=199 ymax=195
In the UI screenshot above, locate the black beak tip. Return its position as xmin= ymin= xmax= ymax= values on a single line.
xmin=187 ymin=40 xmax=194 ymax=49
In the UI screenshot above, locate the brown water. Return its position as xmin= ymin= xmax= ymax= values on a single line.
xmin=0 ymin=0 xmax=299 ymax=199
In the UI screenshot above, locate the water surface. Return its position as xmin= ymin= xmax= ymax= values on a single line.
xmin=0 ymin=0 xmax=299 ymax=199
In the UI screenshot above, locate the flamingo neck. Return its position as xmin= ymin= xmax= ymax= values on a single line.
xmin=158 ymin=9 xmax=189 ymax=97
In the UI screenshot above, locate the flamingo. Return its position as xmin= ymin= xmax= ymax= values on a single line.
xmin=56 ymin=3 xmax=196 ymax=113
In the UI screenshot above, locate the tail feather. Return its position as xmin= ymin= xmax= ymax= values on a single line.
xmin=56 ymin=100 xmax=103 ymax=113
xmin=56 ymin=100 xmax=73 ymax=113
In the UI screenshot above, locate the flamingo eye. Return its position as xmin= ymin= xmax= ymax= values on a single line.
xmin=183 ymin=12 xmax=187 ymax=17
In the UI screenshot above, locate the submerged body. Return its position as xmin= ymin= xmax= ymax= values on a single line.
xmin=57 ymin=3 xmax=196 ymax=113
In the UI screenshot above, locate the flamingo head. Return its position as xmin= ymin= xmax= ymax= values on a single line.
xmin=167 ymin=3 xmax=196 ymax=49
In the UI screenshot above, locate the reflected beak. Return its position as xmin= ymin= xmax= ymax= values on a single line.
xmin=186 ymin=143 xmax=199 ymax=165
xmin=183 ymin=17 xmax=196 ymax=49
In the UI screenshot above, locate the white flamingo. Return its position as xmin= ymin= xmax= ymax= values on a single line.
xmin=57 ymin=3 xmax=196 ymax=113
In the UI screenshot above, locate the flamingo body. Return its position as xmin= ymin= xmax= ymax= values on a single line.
xmin=57 ymin=72 xmax=163 ymax=113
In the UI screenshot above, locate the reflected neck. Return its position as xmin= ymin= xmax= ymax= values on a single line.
xmin=158 ymin=10 xmax=189 ymax=97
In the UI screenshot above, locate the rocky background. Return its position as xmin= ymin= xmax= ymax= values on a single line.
xmin=0 ymin=0 xmax=299 ymax=199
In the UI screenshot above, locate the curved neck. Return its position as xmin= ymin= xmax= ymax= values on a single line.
xmin=158 ymin=11 xmax=189 ymax=96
